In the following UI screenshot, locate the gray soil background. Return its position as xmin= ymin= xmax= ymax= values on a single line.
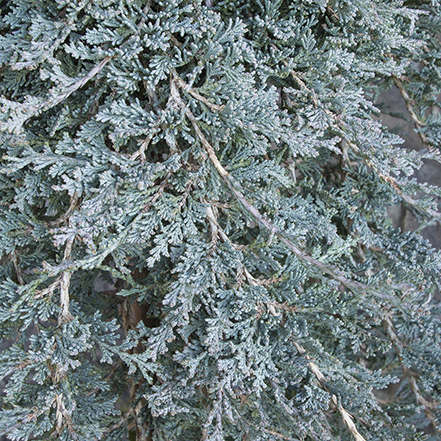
xmin=0 ymin=86 xmax=440 ymax=439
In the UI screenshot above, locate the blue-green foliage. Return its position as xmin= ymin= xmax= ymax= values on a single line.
xmin=0 ymin=0 xmax=441 ymax=440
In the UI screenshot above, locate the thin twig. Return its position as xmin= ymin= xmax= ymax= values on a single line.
xmin=341 ymin=136 xmax=441 ymax=221
xmin=393 ymin=76 xmax=432 ymax=151
xmin=131 ymin=134 xmax=154 ymax=161
xmin=43 ymin=57 xmax=112 ymax=112
xmin=206 ymin=204 xmax=220 ymax=256
xmin=85 ymin=361 xmax=122 ymax=397
xmin=0 ymin=407 xmax=47 ymax=437
xmin=293 ymin=341 xmax=366 ymax=441
xmin=48 ymin=191 xmax=80 ymax=227
xmin=53 ymin=393 xmax=79 ymax=440
xmin=142 ymin=171 xmax=172 ymax=212
xmin=101 ymin=410 xmax=133 ymax=437
xmin=18 ymin=57 xmax=112 ymax=126
xmin=206 ymin=204 xmax=281 ymax=287
xmin=58 ymin=237 xmax=74 ymax=325
xmin=384 ymin=313 xmax=440 ymax=433
xmin=332 ymin=396 xmax=366 ymax=441
xmin=172 ymin=72 xmax=225 ymax=112
xmin=34 ymin=277 xmax=61 ymax=299
xmin=178 ymin=181 xmax=193 ymax=209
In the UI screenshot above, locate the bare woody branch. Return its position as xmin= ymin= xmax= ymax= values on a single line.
xmin=206 ymin=204 xmax=272 ymax=286
xmin=53 ymin=393 xmax=79 ymax=440
xmin=55 ymin=194 xmax=79 ymax=315
xmin=43 ymin=56 xmax=112 ymax=113
xmin=58 ymin=237 xmax=74 ymax=325
xmin=130 ymin=134 xmax=154 ymax=162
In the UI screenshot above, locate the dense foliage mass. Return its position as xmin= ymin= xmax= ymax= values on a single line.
xmin=1 ymin=0 xmax=441 ymax=440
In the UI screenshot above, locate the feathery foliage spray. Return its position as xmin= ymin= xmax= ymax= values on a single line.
xmin=1 ymin=1 xmax=441 ymax=440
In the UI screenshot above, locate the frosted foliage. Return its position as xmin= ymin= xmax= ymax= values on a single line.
xmin=0 ymin=1 xmax=441 ymax=440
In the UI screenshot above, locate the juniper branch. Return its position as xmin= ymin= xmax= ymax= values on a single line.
xmin=172 ymin=74 xmax=225 ymax=112
xmin=286 ymin=64 xmax=441 ymax=222
xmin=172 ymin=74 xmax=399 ymax=302
xmin=48 ymin=191 xmax=80 ymax=227
xmin=206 ymin=204 xmax=280 ymax=287
xmin=293 ymin=342 xmax=367 ymax=441
xmin=392 ymin=75 xmax=432 ymax=151
xmin=384 ymin=313 xmax=441 ymax=433
xmin=19 ymin=56 xmax=112 ymax=126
